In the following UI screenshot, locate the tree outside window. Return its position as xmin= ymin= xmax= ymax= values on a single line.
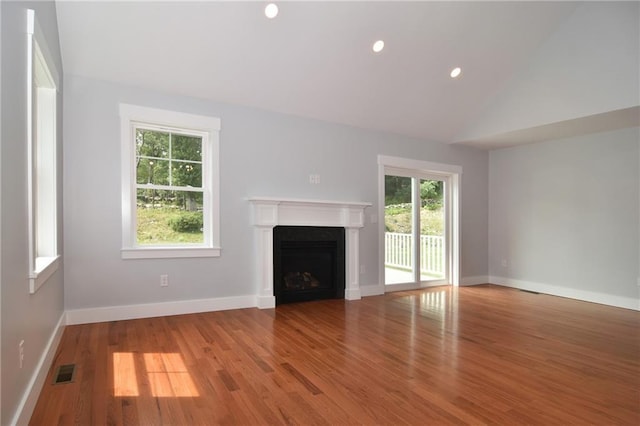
xmin=134 ymin=127 xmax=205 ymax=245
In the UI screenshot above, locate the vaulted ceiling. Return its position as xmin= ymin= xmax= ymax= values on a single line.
xmin=55 ymin=1 xmax=639 ymax=149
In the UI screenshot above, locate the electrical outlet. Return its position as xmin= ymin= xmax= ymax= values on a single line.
xmin=360 ymin=265 xmax=366 ymax=274
xmin=19 ymin=340 xmax=24 ymax=369
xmin=309 ymin=174 xmax=320 ymax=184
xmin=160 ymin=274 xmax=169 ymax=287
xmin=501 ymin=259 xmax=508 ymax=268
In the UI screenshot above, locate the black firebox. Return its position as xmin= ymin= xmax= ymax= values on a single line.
xmin=273 ymin=226 xmax=345 ymax=305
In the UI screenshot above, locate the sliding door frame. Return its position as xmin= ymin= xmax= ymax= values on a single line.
xmin=378 ymin=155 xmax=462 ymax=291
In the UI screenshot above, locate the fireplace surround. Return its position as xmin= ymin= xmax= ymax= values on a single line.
xmin=249 ymin=197 xmax=371 ymax=309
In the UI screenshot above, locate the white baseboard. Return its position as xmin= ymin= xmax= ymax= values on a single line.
xmin=13 ymin=312 xmax=66 ymax=426
xmin=66 ymin=295 xmax=257 ymax=325
xmin=490 ymin=276 xmax=640 ymax=311
xmin=359 ymin=284 xmax=384 ymax=297
xmin=460 ymin=276 xmax=490 ymax=286
xmin=344 ymin=288 xmax=361 ymax=300
xmin=256 ymin=295 xmax=275 ymax=309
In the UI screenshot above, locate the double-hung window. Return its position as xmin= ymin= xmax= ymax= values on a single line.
xmin=27 ymin=9 xmax=60 ymax=293
xmin=120 ymin=104 xmax=221 ymax=259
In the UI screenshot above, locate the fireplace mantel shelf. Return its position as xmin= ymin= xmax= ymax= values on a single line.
xmin=248 ymin=196 xmax=372 ymax=209
xmin=249 ymin=197 xmax=372 ymax=309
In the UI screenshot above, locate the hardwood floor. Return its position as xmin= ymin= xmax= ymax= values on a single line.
xmin=31 ymin=285 xmax=639 ymax=425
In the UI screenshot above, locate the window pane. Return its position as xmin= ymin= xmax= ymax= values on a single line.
xmin=136 ymin=129 xmax=169 ymax=158
xmin=172 ymin=134 xmax=202 ymax=162
xmin=171 ymin=161 xmax=202 ymax=188
xmin=419 ymin=179 xmax=445 ymax=281
xmin=35 ymin=80 xmax=57 ymax=259
xmin=136 ymin=158 xmax=170 ymax=185
xmin=136 ymin=189 xmax=204 ymax=245
xmin=384 ymin=175 xmax=414 ymax=285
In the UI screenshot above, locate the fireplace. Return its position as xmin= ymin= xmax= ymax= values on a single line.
xmin=274 ymin=226 xmax=345 ymax=305
xmin=249 ymin=197 xmax=371 ymax=309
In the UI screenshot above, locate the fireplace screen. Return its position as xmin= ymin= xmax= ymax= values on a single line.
xmin=273 ymin=226 xmax=345 ymax=305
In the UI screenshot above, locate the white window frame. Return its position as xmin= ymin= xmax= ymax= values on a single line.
xmin=27 ymin=9 xmax=60 ymax=294
xmin=378 ymin=155 xmax=461 ymax=289
xmin=120 ymin=104 xmax=221 ymax=259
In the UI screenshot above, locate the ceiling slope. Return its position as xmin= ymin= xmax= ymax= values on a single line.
xmin=454 ymin=1 xmax=640 ymax=149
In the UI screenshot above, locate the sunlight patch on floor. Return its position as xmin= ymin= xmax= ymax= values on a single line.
xmin=113 ymin=352 xmax=139 ymax=397
xmin=113 ymin=352 xmax=199 ymax=397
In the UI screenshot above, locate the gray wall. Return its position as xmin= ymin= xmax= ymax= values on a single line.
xmin=489 ymin=127 xmax=640 ymax=308
xmin=1 ymin=1 xmax=65 ymax=424
xmin=63 ymin=74 xmax=489 ymax=311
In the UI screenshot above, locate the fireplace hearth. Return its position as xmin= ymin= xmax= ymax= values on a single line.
xmin=274 ymin=226 xmax=345 ymax=305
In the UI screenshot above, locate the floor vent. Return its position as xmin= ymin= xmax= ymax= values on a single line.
xmin=53 ymin=364 xmax=76 ymax=385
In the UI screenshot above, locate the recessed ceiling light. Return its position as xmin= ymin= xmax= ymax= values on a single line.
xmin=265 ymin=3 xmax=278 ymax=19
xmin=372 ymin=40 xmax=385 ymax=53
xmin=450 ymin=67 xmax=462 ymax=78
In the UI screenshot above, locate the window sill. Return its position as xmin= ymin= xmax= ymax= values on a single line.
xmin=121 ymin=247 xmax=221 ymax=260
xmin=30 ymin=255 xmax=60 ymax=294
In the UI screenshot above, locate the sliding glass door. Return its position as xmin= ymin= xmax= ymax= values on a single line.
xmin=384 ymin=171 xmax=448 ymax=287
xmin=384 ymin=175 xmax=414 ymax=284
xmin=418 ymin=178 xmax=446 ymax=282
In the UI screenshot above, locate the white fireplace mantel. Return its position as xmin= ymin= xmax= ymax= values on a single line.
xmin=249 ymin=197 xmax=372 ymax=309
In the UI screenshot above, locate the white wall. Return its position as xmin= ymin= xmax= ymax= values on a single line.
xmin=1 ymin=1 xmax=65 ymax=424
xmin=63 ymin=74 xmax=489 ymax=313
xmin=457 ymin=1 xmax=640 ymax=142
xmin=489 ymin=127 xmax=640 ymax=309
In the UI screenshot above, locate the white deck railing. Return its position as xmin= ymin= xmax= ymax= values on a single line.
xmin=384 ymin=232 xmax=444 ymax=275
